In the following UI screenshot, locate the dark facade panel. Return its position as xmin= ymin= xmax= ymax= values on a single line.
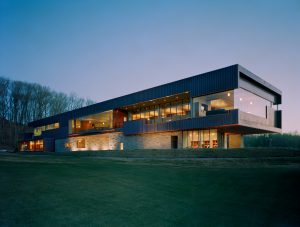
xmin=275 ymin=110 xmax=282 ymax=128
xmin=44 ymin=138 xmax=55 ymax=152
xmin=41 ymin=127 xmax=69 ymax=139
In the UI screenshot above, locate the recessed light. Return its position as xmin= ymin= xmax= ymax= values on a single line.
xmin=227 ymin=93 xmax=230 ymax=97
xmin=239 ymin=98 xmax=243 ymax=101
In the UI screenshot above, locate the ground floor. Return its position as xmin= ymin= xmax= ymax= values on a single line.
xmin=20 ymin=129 xmax=245 ymax=152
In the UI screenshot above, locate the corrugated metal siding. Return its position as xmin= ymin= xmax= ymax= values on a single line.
xmin=123 ymin=109 xmax=239 ymax=135
xmin=29 ymin=65 xmax=239 ymax=128
xmin=44 ymin=138 xmax=55 ymax=152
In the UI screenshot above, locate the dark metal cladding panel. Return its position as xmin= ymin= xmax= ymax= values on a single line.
xmin=123 ymin=110 xmax=239 ymax=135
xmin=44 ymin=138 xmax=55 ymax=152
xmin=275 ymin=110 xmax=282 ymax=128
xmin=41 ymin=127 xmax=69 ymax=140
xmin=190 ymin=65 xmax=238 ymax=97
xmin=28 ymin=65 xmax=239 ymax=128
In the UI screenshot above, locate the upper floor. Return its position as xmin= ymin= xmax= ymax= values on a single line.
xmin=24 ymin=64 xmax=282 ymax=140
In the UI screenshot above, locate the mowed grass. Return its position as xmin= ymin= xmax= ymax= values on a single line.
xmin=0 ymin=153 xmax=299 ymax=226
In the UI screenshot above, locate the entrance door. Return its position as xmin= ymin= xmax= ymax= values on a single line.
xmin=171 ymin=136 xmax=178 ymax=149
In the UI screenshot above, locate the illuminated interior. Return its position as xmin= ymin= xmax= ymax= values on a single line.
xmin=71 ymin=110 xmax=113 ymax=133
xmin=124 ymin=92 xmax=191 ymax=123
xmin=19 ymin=140 xmax=44 ymax=151
xmin=34 ymin=123 xmax=59 ymax=136
xmin=193 ymin=90 xmax=234 ymax=117
xmin=192 ymin=89 xmax=275 ymax=119
xmin=183 ymin=129 xmax=218 ymax=148
xmin=76 ymin=139 xmax=86 ymax=148
xmin=234 ymin=88 xmax=273 ymax=118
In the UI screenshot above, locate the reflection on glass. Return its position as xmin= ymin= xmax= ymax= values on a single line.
xmin=127 ymin=98 xmax=191 ymax=123
xmin=234 ymin=88 xmax=271 ymax=118
xmin=193 ymin=90 xmax=234 ymax=117
xmin=73 ymin=110 xmax=113 ymax=133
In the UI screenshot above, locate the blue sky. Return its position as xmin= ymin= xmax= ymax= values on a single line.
xmin=1 ymin=0 xmax=299 ymax=132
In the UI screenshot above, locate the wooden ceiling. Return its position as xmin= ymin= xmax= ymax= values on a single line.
xmin=120 ymin=92 xmax=190 ymax=111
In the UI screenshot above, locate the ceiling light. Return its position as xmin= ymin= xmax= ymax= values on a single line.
xmin=239 ymin=98 xmax=243 ymax=101
xmin=227 ymin=92 xmax=230 ymax=97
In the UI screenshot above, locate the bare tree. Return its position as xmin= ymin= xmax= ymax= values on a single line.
xmin=0 ymin=76 xmax=95 ymax=149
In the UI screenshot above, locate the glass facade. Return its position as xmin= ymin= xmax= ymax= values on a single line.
xmin=34 ymin=122 xmax=59 ymax=136
xmin=192 ymin=88 xmax=273 ymax=119
xmin=234 ymin=88 xmax=272 ymax=118
xmin=72 ymin=110 xmax=113 ymax=133
xmin=183 ymin=129 xmax=218 ymax=148
xmin=193 ymin=90 xmax=234 ymax=117
xmin=130 ymin=100 xmax=190 ymax=124
xmin=19 ymin=140 xmax=44 ymax=151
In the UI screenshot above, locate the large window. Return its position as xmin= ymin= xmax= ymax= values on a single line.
xmin=183 ymin=129 xmax=218 ymax=149
xmin=193 ymin=90 xmax=234 ymax=117
xmin=34 ymin=122 xmax=59 ymax=136
xmin=72 ymin=110 xmax=113 ymax=133
xmin=128 ymin=100 xmax=190 ymax=123
xmin=192 ymin=89 xmax=274 ymax=119
xmin=77 ymin=139 xmax=85 ymax=148
xmin=20 ymin=140 xmax=44 ymax=151
xmin=234 ymin=88 xmax=272 ymax=118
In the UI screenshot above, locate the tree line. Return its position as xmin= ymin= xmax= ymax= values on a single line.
xmin=0 ymin=76 xmax=94 ymax=149
xmin=244 ymin=133 xmax=300 ymax=149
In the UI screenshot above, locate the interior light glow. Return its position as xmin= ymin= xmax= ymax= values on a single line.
xmin=239 ymin=98 xmax=243 ymax=101
xmin=227 ymin=92 xmax=230 ymax=97
xmin=250 ymin=101 xmax=253 ymax=105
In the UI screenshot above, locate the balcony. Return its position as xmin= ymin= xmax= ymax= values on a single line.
xmin=71 ymin=127 xmax=117 ymax=136
xmin=123 ymin=109 xmax=239 ymax=135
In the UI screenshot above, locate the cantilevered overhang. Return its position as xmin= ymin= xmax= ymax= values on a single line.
xmin=216 ymin=125 xmax=281 ymax=134
xmin=238 ymin=65 xmax=282 ymax=104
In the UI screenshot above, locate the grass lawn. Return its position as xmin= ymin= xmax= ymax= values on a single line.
xmin=0 ymin=153 xmax=299 ymax=226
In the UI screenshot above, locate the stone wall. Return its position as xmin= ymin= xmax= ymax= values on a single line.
xmin=55 ymin=131 xmax=183 ymax=152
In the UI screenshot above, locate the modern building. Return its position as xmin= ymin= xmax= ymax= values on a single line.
xmin=19 ymin=64 xmax=282 ymax=152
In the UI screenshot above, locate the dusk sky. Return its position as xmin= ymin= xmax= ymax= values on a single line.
xmin=1 ymin=0 xmax=299 ymax=132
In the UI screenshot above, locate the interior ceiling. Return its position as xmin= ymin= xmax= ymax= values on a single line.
xmin=120 ymin=92 xmax=190 ymax=111
xmin=79 ymin=111 xmax=112 ymax=121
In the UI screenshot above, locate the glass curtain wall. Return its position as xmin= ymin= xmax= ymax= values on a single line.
xmin=34 ymin=122 xmax=60 ymax=136
xmin=183 ymin=129 xmax=218 ymax=148
xmin=131 ymin=100 xmax=190 ymax=124
xmin=234 ymin=88 xmax=272 ymax=118
xmin=72 ymin=110 xmax=113 ymax=133
xmin=193 ymin=90 xmax=234 ymax=117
